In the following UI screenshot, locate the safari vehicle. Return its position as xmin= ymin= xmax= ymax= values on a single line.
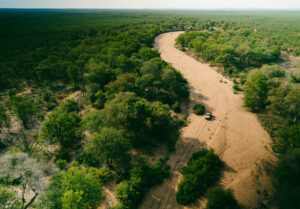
xmin=205 ymin=112 xmax=212 ymax=120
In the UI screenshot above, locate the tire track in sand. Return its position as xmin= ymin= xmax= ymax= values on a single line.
xmin=140 ymin=32 xmax=276 ymax=209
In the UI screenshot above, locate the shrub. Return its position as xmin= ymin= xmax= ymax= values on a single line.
xmin=291 ymin=74 xmax=300 ymax=83
xmin=176 ymin=149 xmax=223 ymax=205
xmin=56 ymin=159 xmax=67 ymax=170
xmin=172 ymin=101 xmax=181 ymax=113
xmin=115 ymin=157 xmax=170 ymax=209
xmin=273 ymin=149 xmax=300 ymax=209
xmin=193 ymin=104 xmax=206 ymax=115
xmin=244 ymin=71 xmax=268 ymax=112
xmin=206 ymin=187 xmax=240 ymax=209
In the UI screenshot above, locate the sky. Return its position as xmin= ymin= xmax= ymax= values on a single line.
xmin=0 ymin=0 xmax=300 ymax=9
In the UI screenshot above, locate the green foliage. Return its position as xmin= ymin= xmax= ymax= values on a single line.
xmin=177 ymin=29 xmax=281 ymax=70
xmin=58 ymin=99 xmax=81 ymax=113
xmin=273 ymin=149 xmax=300 ymax=209
xmin=56 ymin=159 xmax=67 ymax=170
xmin=85 ymin=127 xmax=132 ymax=169
xmin=106 ymin=73 xmax=138 ymax=94
xmin=88 ymin=167 xmax=115 ymax=184
xmin=0 ymin=185 xmax=21 ymax=209
xmin=261 ymin=65 xmax=286 ymax=78
xmin=115 ymin=157 xmax=170 ymax=209
xmin=42 ymin=111 xmax=81 ymax=150
xmin=176 ymin=149 xmax=224 ymax=205
xmin=138 ymin=47 xmax=160 ymax=61
xmin=244 ymin=71 xmax=269 ymax=112
xmin=61 ymin=166 xmax=103 ymax=209
xmin=41 ymin=101 xmax=82 ymax=157
xmin=83 ymin=92 xmax=182 ymax=149
xmin=285 ymin=88 xmax=300 ymax=122
xmin=278 ymin=125 xmax=300 ymax=152
xmin=0 ymin=103 xmax=8 ymax=129
xmin=137 ymin=60 xmax=189 ymax=106
xmin=291 ymin=74 xmax=300 ymax=83
xmin=9 ymin=95 xmax=39 ymax=129
xmin=206 ymin=187 xmax=240 ymax=209
xmin=193 ymin=104 xmax=206 ymax=115
xmin=38 ymin=165 xmax=104 ymax=209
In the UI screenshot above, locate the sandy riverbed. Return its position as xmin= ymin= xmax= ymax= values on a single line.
xmin=140 ymin=32 xmax=276 ymax=209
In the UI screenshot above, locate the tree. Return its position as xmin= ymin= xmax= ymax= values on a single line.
xmin=83 ymin=92 xmax=181 ymax=149
xmin=206 ymin=187 xmax=240 ymax=209
xmin=273 ymin=149 xmax=300 ymax=209
xmin=138 ymin=47 xmax=160 ymax=61
xmin=244 ymin=71 xmax=269 ymax=112
xmin=9 ymin=95 xmax=39 ymax=129
xmin=267 ymin=84 xmax=289 ymax=115
xmin=106 ymin=73 xmax=137 ymax=93
xmin=285 ymin=88 xmax=300 ymax=122
xmin=86 ymin=61 xmax=116 ymax=89
xmin=41 ymin=110 xmax=82 ymax=152
xmin=176 ymin=149 xmax=224 ymax=205
xmin=85 ymin=127 xmax=132 ymax=169
xmin=61 ymin=166 xmax=103 ymax=209
xmin=193 ymin=104 xmax=206 ymax=115
xmin=37 ymin=165 xmax=103 ymax=209
xmin=0 ymin=153 xmax=57 ymax=209
xmin=67 ymin=65 xmax=81 ymax=88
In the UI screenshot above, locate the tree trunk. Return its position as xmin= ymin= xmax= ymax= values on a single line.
xmin=24 ymin=192 xmax=38 ymax=209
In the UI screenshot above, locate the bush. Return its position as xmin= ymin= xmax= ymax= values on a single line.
xmin=244 ymin=71 xmax=268 ymax=112
xmin=88 ymin=167 xmax=115 ymax=184
xmin=172 ymin=101 xmax=181 ymax=113
xmin=206 ymin=187 xmax=240 ymax=209
xmin=115 ymin=157 xmax=170 ymax=209
xmin=273 ymin=149 xmax=300 ymax=209
xmin=176 ymin=149 xmax=223 ymax=205
xmin=291 ymin=74 xmax=300 ymax=83
xmin=193 ymin=104 xmax=205 ymax=115
xmin=56 ymin=159 xmax=67 ymax=170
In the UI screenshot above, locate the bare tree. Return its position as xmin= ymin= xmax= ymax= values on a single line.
xmin=0 ymin=153 xmax=57 ymax=209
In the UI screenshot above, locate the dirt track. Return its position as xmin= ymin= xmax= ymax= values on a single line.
xmin=140 ymin=32 xmax=276 ymax=209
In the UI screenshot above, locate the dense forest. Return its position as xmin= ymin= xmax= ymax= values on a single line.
xmin=0 ymin=9 xmax=299 ymax=209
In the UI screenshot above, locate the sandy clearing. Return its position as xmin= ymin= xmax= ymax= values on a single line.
xmin=140 ymin=32 xmax=277 ymax=209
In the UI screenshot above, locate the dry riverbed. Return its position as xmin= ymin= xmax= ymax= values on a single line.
xmin=140 ymin=32 xmax=276 ymax=209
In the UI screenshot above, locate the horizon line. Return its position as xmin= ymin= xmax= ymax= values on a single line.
xmin=1 ymin=8 xmax=300 ymax=10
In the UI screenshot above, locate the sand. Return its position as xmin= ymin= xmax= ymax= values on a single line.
xmin=139 ymin=32 xmax=277 ymax=209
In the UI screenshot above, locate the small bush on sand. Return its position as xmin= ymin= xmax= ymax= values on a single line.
xmin=193 ymin=104 xmax=206 ymax=115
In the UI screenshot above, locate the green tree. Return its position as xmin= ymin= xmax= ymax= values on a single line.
xmin=83 ymin=92 xmax=181 ymax=149
xmin=67 ymin=65 xmax=81 ymax=88
xmin=285 ymin=88 xmax=300 ymax=122
xmin=244 ymin=71 xmax=269 ymax=111
xmin=138 ymin=47 xmax=160 ymax=61
xmin=206 ymin=187 xmax=240 ymax=209
xmin=273 ymin=149 xmax=300 ymax=209
xmin=41 ymin=110 xmax=81 ymax=151
xmin=85 ymin=127 xmax=132 ymax=169
xmin=61 ymin=166 xmax=103 ymax=209
xmin=176 ymin=149 xmax=224 ymax=205
xmin=106 ymin=73 xmax=137 ymax=93
xmin=9 ymin=95 xmax=39 ymax=129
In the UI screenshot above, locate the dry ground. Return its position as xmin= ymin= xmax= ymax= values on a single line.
xmin=139 ymin=32 xmax=277 ymax=209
